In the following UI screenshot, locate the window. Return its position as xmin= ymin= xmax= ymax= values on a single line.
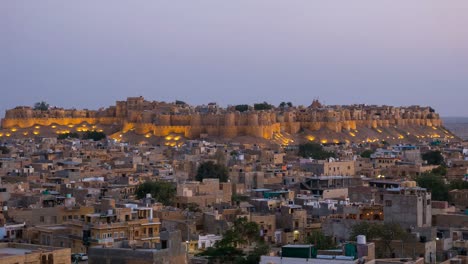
xmin=114 ymin=232 xmax=119 ymax=238
xmin=120 ymin=232 xmax=125 ymax=238
xmin=40 ymin=216 xmax=44 ymax=223
xmin=385 ymin=200 xmax=392 ymax=207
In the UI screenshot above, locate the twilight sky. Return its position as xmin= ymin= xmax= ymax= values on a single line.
xmin=1 ymin=1 xmax=468 ymax=117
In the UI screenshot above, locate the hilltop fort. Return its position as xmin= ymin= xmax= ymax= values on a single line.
xmin=0 ymin=96 xmax=455 ymax=144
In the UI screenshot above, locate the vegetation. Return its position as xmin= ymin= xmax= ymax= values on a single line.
xmin=279 ymin=102 xmax=293 ymax=108
xmin=195 ymin=161 xmax=229 ymax=182
xmin=135 ymin=181 xmax=176 ymax=206
xmin=82 ymin=131 xmax=106 ymax=141
xmin=175 ymin=100 xmax=187 ymax=105
xmin=197 ymin=217 xmax=269 ymax=264
xmin=415 ymin=166 xmax=468 ymax=201
xmin=350 ymin=222 xmax=407 ymax=257
xmin=298 ymin=143 xmax=336 ymax=160
xmin=253 ymin=102 xmax=273 ymax=111
xmin=33 ymin=101 xmax=49 ymax=111
xmin=422 ymin=150 xmax=444 ymax=165
xmin=415 ymin=172 xmax=449 ymax=201
xmin=57 ymin=132 xmax=80 ymax=140
xmin=306 ymin=231 xmax=337 ymax=250
xmin=235 ymin=104 xmax=249 ymax=112
xmin=360 ymin=150 xmax=374 ymax=158
xmin=0 ymin=146 xmax=10 ymax=154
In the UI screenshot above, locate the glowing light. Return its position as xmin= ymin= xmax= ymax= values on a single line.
xmin=97 ymin=129 xmax=103 ymax=132
xmin=11 ymin=128 xmax=17 ymax=132
xmin=376 ymin=129 xmax=382 ymax=133
xmin=307 ymin=135 xmax=316 ymax=141
xmin=68 ymin=124 xmax=74 ymax=128
xmin=0 ymin=133 xmax=3 ymax=137
xmin=51 ymin=125 xmax=57 ymax=129
xmin=23 ymin=132 xmax=28 ymax=136
xmin=333 ymin=139 xmax=339 ymax=144
xmin=165 ymin=136 xmax=173 ymax=140
xmin=6 ymin=133 xmax=11 ymax=137
xmin=349 ymin=132 xmax=356 ymax=137
xmin=145 ymin=133 xmax=151 ymax=138
xmin=321 ymin=139 xmax=328 ymax=144
xmin=34 ymin=126 xmax=40 ymax=129
xmin=33 ymin=131 xmax=39 ymax=135
xmin=174 ymin=136 xmax=181 ymax=141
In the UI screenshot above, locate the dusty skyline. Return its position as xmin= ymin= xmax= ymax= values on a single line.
xmin=2 ymin=1 xmax=468 ymax=116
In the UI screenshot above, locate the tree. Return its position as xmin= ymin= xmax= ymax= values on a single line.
xmin=34 ymin=101 xmax=49 ymax=111
xmin=235 ymin=105 xmax=249 ymax=112
xmin=415 ymin=173 xmax=449 ymax=201
xmin=253 ymin=102 xmax=273 ymax=111
xmin=197 ymin=217 xmax=267 ymax=264
xmin=279 ymin=102 xmax=293 ymax=108
xmin=350 ymin=222 xmax=407 ymax=258
xmin=298 ymin=143 xmax=336 ymax=160
xmin=306 ymin=231 xmax=337 ymax=250
xmin=175 ymin=100 xmax=187 ymax=105
xmin=195 ymin=161 xmax=228 ymax=182
xmin=135 ymin=181 xmax=176 ymax=206
xmin=360 ymin=150 xmax=374 ymax=158
xmin=449 ymin=180 xmax=468 ymax=190
xmin=0 ymin=146 xmax=10 ymax=154
xmin=57 ymin=132 xmax=80 ymax=140
xmin=422 ymin=150 xmax=444 ymax=165
xmin=431 ymin=165 xmax=447 ymax=176
xmin=83 ymin=131 xmax=106 ymax=141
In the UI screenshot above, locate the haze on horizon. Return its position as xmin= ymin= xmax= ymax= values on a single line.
xmin=1 ymin=1 xmax=468 ymax=117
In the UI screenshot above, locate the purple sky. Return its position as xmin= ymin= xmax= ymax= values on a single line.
xmin=2 ymin=1 xmax=468 ymax=116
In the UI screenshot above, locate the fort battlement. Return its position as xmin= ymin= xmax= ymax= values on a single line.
xmin=0 ymin=97 xmax=447 ymax=142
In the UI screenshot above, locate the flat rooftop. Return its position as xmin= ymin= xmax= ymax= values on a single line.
xmin=0 ymin=247 xmax=33 ymax=257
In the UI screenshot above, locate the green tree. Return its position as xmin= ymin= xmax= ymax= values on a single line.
xmin=0 ymin=146 xmax=10 ymax=154
xmin=449 ymin=180 xmax=468 ymax=190
xmin=298 ymin=143 xmax=336 ymax=160
xmin=431 ymin=165 xmax=447 ymax=176
xmin=135 ymin=181 xmax=176 ymax=206
xmin=83 ymin=131 xmax=106 ymax=141
xmin=57 ymin=132 xmax=80 ymax=140
xmin=350 ymin=222 xmax=407 ymax=258
xmin=360 ymin=150 xmax=374 ymax=158
xmin=175 ymin=100 xmax=187 ymax=105
xmin=198 ymin=217 xmax=267 ymax=264
xmin=253 ymin=102 xmax=273 ymax=111
xmin=306 ymin=231 xmax=337 ymax=250
xmin=196 ymin=161 xmax=229 ymax=182
xmin=235 ymin=105 xmax=249 ymax=112
xmin=422 ymin=150 xmax=444 ymax=165
xmin=34 ymin=101 xmax=49 ymax=111
xmin=415 ymin=172 xmax=449 ymax=201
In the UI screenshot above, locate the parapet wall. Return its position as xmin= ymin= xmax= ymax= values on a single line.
xmin=1 ymin=98 xmax=443 ymax=140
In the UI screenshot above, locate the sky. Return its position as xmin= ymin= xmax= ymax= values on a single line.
xmin=1 ymin=1 xmax=468 ymax=117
